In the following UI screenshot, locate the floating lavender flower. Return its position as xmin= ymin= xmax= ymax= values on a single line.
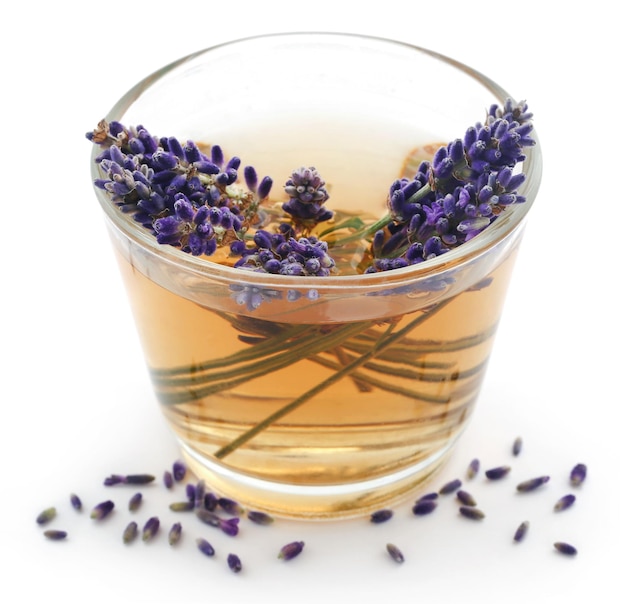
xmin=70 ymin=494 xmax=82 ymax=511
xmin=386 ymin=543 xmax=405 ymax=564
xmin=227 ymin=553 xmax=243 ymax=573
xmin=278 ymin=541 xmax=305 ymax=561
xmin=90 ymin=500 xmax=115 ymax=520
xmin=282 ymin=166 xmax=333 ymax=228
xmin=247 ymin=511 xmax=274 ymax=525
xmin=36 ymin=507 xmax=57 ymax=525
xmin=516 ymin=476 xmax=550 ymax=493
xmin=168 ymin=522 xmax=182 ymax=546
xmin=370 ymin=509 xmax=394 ymax=524
xmin=554 ymin=494 xmax=576 ymax=512
xmin=44 ymin=530 xmax=67 ymax=541
xmin=513 ymin=520 xmax=529 ymax=542
xmin=554 ymin=542 xmax=577 ymax=556
xmin=485 ymin=466 xmax=511 ymax=480
xmin=197 ymin=538 xmax=215 ymax=557
xmin=123 ymin=521 xmax=138 ymax=544
xmin=570 ymin=463 xmax=587 ymax=487
xmin=142 ymin=517 xmax=160 ymax=541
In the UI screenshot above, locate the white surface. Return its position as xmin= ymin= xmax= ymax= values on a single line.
xmin=2 ymin=2 xmax=623 ymax=603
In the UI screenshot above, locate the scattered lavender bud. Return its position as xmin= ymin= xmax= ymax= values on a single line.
xmin=194 ymin=480 xmax=206 ymax=508
xmin=554 ymin=494 xmax=576 ymax=512
xmin=456 ymin=490 xmax=477 ymax=506
xmin=467 ymin=458 xmax=480 ymax=479
xmin=554 ymin=542 xmax=577 ymax=556
xmin=386 ymin=543 xmax=405 ymax=564
xmin=247 ymin=510 xmax=274 ymax=525
xmin=172 ymin=460 xmax=186 ymax=482
xmin=123 ymin=521 xmax=138 ymax=544
xmin=570 ymin=463 xmax=587 ymax=487
xmin=70 ymin=494 xmax=82 ymax=511
xmin=459 ymin=506 xmax=485 ymax=520
xmin=512 ymin=437 xmax=523 ymax=456
xmin=142 ymin=516 xmax=160 ymax=541
xmin=128 ymin=492 xmax=143 ymax=512
xmin=170 ymin=501 xmax=194 ymax=512
xmin=204 ymin=492 xmax=218 ymax=511
xmin=195 ymin=509 xmax=240 ymax=536
xmin=197 ymin=537 xmax=215 ymax=557
xmin=278 ymin=541 xmax=305 ymax=561
xmin=163 ymin=471 xmax=174 ymax=490
xmin=219 ymin=517 xmax=241 ymax=537
xmin=36 ymin=507 xmax=57 ymax=525
xmin=485 ymin=466 xmax=511 ymax=480
xmin=195 ymin=508 xmax=221 ymax=527
xmin=439 ymin=479 xmax=462 ymax=494
xmin=218 ymin=497 xmax=245 ymax=516
xmin=168 ymin=522 xmax=182 ymax=545
xmin=412 ymin=500 xmax=438 ymax=516
xmin=44 ymin=530 xmax=67 ymax=541
xmin=227 ymin=553 xmax=243 ymax=573
xmin=90 ymin=500 xmax=115 ymax=520
xmin=104 ymin=474 xmax=155 ymax=486
xmin=417 ymin=492 xmax=439 ymax=502
xmin=185 ymin=483 xmax=196 ymax=502
xmin=513 ymin=521 xmax=529 ymax=542
xmin=516 ymin=476 xmax=550 ymax=493
xmin=370 ymin=509 xmax=393 ymax=523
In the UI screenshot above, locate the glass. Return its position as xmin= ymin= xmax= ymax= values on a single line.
xmin=90 ymin=33 xmax=542 ymax=518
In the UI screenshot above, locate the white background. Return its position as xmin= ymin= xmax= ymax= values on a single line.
xmin=2 ymin=2 xmax=624 ymax=603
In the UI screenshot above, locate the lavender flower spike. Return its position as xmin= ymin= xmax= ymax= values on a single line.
xmin=278 ymin=541 xmax=305 ymax=561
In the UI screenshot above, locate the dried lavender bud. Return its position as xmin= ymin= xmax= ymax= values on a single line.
xmin=197 ymin=537 xmax=215 ymax=557
xmin=70 ymin=494 xmax=82 ymax=511
xmin=370 ymin=509 xmax=393 ymax=524
xmin=195 ymin=509 xmax=240 ymax=536
xmin=247 ymin=510 xmax=274 ymax=525
xmin=128 ymin=492 xmax=142 ymax=512
xmin=218 ymin=497 xmax=245 ymax=516
xmin=168 ymin=522 xmax=182 ymax=545
xmin=570 ymin=463 xmax=587 ymax=487
xmin=123 ymin=521 xmax=138 ymax=544
xmin=459 ymin=506 xmax=485 ymax=520
xmin=104 ymin=474 xmax=155 ymax=486
xmin=90 ymin=500 xmax=115 ymax=520
xmin=439 ymin=479 xmax=462 ymax=494
xmin=516 ymin=475 xmax=550 ymax=493
xmin=513 ymin=521 xmax=529 ymax=542
xmin=412 ymin=500 xmax=438 ymax=516
xmin=417 ymin=492 xmax=439 ymax=502
xmin=386 ymin=543 xmax=405 ymax=563
xmin=278 ymin=541 xmax=305 ymax=561
xmin=554 ymin=494 xmax=576 ymax=512
xmin=195 ymin=508 xmax=221 ymax=527
xmin=172 ymin=460 xmax=186 ymax=482
xmin=185 ymin=483 xmax=196 ymax=502
xmin=170 ymin=501 xmax=194 ymax=512
xmin=219 ymin=517 xmax=240 ymax=537
xmin=512 ymin=437 xmax=523 ymax=456
xmin=227 ymin=553 xmax=243 ymax=573
xmin=142 ymin=516 xmax=160 ymax=541
xmin=163 ymin=471 xmax=174 ymax=489
xmin=44 ymin=530 xmax=67 ymax=541
xmin=456 ymin=490 xmax=477 ymax=506
xmin=36 ymin=507 xmax=57 ymax=525
xmin=194 ymin=480 xmax=206 ymax=508
xmin=467 ymin=458 xmax=480 ymax=479
xmin=485 ymin=466 xmax=511 ymax=480
xmin=204 ymin=492 xmax=218 ymax=511
xmin=103 ymin=474 xmax=125 ymax=486
xmin=554 ymin=542 xmax=577 ymax=556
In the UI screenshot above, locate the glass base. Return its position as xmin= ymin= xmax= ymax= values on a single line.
xmin=178 ymin=438 xmax=457 ymax=520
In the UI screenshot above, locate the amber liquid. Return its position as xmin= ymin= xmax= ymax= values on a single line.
xmin=112 ymin=116 xmax=521 ymax=517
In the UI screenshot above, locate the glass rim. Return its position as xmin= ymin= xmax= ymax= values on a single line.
xmin=91 ymin=31 xmax=542 ymax=290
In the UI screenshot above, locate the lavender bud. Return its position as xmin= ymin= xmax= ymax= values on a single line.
xmin=554 ymin=494 xmax=576 ymax=512
xmin=485 ymin=466 xmax=511 ymax=480
xmin=459 ymin=506 xmax=485 ymax=520
xmin=554 ymin=542 xmax=577 ymax=556
xmin=278 ymin=541 xmax=305 ymax=561
xmin=370 ymin=509 xmax=393 ymax=524
xmin=218 ymin=497 xmax=245 ymax=516
xmin=513 ymin=521 xmax=529 ymax=542
xmin=439 ymin=479 xmax=462 ymax=494
xmin=467 ymin=458 xmax=480 ymax=479
xmin=204 ymin=492 xmax=218 ymax=511
xmin=90 ymin=500 xmax=115 ymax=520
xmin=416 ymin=492 xmax=439 ymax=502
xmin=123 ymin=521 xmax=138 ymax=544
xmin=103 ymin=474 xmax=125 ymax=486
xmin=247 ymin=510 xmax=274 ymax=525
xmin=220 ymin=517 xmax=240 ymax=537
xmin=195 ymin=508 xmax=221 ymax=527
xmin=163 ymin=471 xmax=174 ymax=490
xmin=124 ymin=474 xmax=155 ymax=485
xmin=170 ymin=501 xmax=194 ymax=512
xmin=412 ymin=500 xmax=438 ymax=516
xmin=512 ymin=437 xmax=523 ymax=456
xmin=168 ymin=522 xmax=182 ymax=545
xmin=194 ymin=480 xmax=206 ymax=508
xmin=516 ymin=476 xmax=550 ymax=493
xmin=172 ymin=461 xmax=186 ymax=482
xmin=36 ymin=507 xmax=57 ymax=525
xmin=128 ymin=492 xmax=143 ymax=512
xmin=227 ymin=553 xmax=243 ymax=573
xmin=185 ymin=483 xmax=196 ymax=502
xmin=44 ymin=530 xmax=67 ymax=541
xmin=456 ymin=490 xmax=477 ymax=506
xmin=386 ymin=543 xmax=405 ymax=563
xmin=142 ymin=516 xmax=160 ymax=541
xmin=197 ymin=537 xmax=215 ymax=557
xmin=570 ymin=463 xmax=587 ymax=486
xmin=70 ymin=494 xmax=82 ymax=511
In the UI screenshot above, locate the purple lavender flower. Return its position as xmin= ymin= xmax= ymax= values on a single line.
xmin=172 ymin=461 xmax=186 ymax=482
xmin=570 ymin=463 xmax=587 ymax=487
xmin=227 ymin=553 xmax=243 ymax=573
xmin=282 ymin=167 xmax=333 ymax=227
